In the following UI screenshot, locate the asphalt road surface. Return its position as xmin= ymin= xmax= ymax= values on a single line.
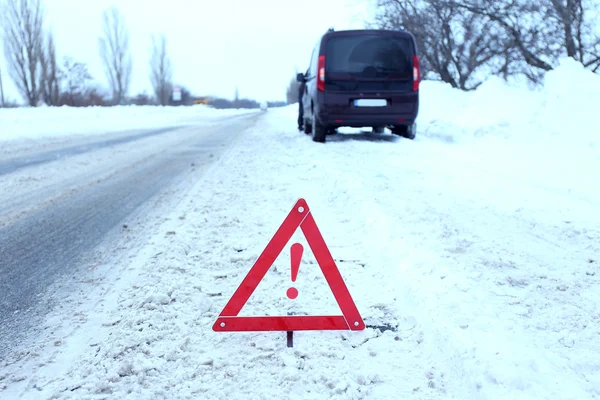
xmin=0 ymin=113 xmax=258 ymax=358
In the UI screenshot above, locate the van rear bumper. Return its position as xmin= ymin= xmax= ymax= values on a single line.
xmin=315 ymin=91 xmax=419 ymax=128
xmin=317 ymin=113 xmax=418 ymax=128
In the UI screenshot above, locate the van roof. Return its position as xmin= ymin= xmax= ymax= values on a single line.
xmin=323 ymin=29 xmax=415 ymax=39
xmin=321 ymin=29 xmax=417 ymax=54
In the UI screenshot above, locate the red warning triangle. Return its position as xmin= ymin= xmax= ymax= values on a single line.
xmin=212 ymin=198 xmax=365 ymax=332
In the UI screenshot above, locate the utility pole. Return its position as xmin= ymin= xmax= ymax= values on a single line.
xmin=0 ymin=68 xmax=5 ymax=107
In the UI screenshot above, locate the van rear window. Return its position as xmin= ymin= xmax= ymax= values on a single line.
xmin=326 ymin=35 xmax=412 ymax=76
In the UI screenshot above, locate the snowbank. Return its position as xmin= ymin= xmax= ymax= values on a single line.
xmin=418 ymin=58 xmax=600 ymax=212
xmin=0 ymin=105 xmax=258 ymax=142
xmin=419 ymin=58 xmax=600 ymax=150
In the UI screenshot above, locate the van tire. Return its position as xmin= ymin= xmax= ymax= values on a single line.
xmin=392 ymin=124 xmax=416 ymax=140
xmin=303 ymin=119 xmax=312 ymax=135
xmin=373 ymin=126 xmax=385 ymax=134
xmin=312 ymin=117 xmax=327 ymax=143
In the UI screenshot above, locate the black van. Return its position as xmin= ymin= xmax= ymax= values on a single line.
xmin=297 ymin=29 xmax=420 ymax=143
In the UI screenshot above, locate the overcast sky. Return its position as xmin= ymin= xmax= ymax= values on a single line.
xmin=1 ymin=0 xmax=372 ymax=104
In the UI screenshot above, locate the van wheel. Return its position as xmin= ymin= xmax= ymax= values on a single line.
xmin=392 ymin=124 xmax=416 ymax=140
xmin=312 ymin=117 xmax=327 ymax=143
xmin=373 ymin=126 xmax=385 ymax=134
xmin=303 ymin=118 xmax=312 ymax=134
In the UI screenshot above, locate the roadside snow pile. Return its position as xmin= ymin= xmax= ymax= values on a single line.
xmin=419 ymin=58 xmax=600 ymax=149
xmin=418 ymin=57 xmax=600 ymax=214
xmin=0 ymin=105 xmax=257 ymax=142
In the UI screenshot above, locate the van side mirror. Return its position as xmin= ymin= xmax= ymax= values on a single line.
xmin=296 ymin=73 xmax=306 ymax=83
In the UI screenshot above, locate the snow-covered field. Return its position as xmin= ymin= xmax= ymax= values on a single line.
xmin=0 ymin=104 xmax=256 ymax=143
xmin=1 ymin=58 xmax=599 ymax=399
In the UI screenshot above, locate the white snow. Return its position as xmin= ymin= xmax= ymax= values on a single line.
xmin=0 ymin=104 xmax=256 ymax=142
xmin=1 ymin=58 xmax=599 ymax=400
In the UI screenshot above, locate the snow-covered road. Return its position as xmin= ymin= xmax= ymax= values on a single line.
xmin=0 ymin=113 xmax=259 ymax=362
xmin=1 ymin=60 xmax=599 ymax=400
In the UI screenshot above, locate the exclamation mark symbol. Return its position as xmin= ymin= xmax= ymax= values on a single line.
xmin=287 ymin=243 xmax=303 ymax=299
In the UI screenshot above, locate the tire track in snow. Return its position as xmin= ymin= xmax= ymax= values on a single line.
xmin=0 ymin=126 xmax=183 ymax=176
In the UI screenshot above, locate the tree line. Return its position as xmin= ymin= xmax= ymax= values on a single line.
xmin=0 ymin=0 xmax=173 ymax=107
xmin=372 ymin=0 xmax=600 ymax=90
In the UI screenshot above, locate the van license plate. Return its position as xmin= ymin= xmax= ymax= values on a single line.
xmin=354 ymin=99 xmax=387 ymax=107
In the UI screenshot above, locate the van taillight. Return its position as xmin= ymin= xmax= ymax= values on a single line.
xmin=318 ymin=55 xmax=325 ymax=92
xmin=413 ymin=55 xmax=421 ymax=91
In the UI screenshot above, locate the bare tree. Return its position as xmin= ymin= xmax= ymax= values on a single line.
xmin=374 ymin=0 xmax=509 ymax=90
xmin=60 ymin=57 xmax=92 ymax=106
xmin=40 ymin=31 xmax=60 ymax=105
xmin=2 ymin=0 xmax=45 ymax=106
xmin=451 ymin=1 xmax=558 ymax=77
xmin=451 ymin=0 xmax=600 ymax=80
xmin=546 ymin=0 xmax=600 ymax=71
xmin=0 ymin=67 xmax=5 ymax=106
xmin=150 ymin=33 xmax=172 ymax=106
xmin=98 ymin=6 xmax=132 ymax=105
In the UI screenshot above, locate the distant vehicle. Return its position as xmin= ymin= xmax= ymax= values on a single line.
xmin=194 ymin=97 xmax=211 ymax=105
xmin=298 ymin=28 xmax=421 ymax=142
xmin=260 ymin=101 xmax=268 ymax=112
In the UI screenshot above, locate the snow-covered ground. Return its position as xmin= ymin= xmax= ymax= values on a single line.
xmin=0 ymin=104 xmax=256 ymax=143
xmin=1 ymin=58 xmax=599 ymax=399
